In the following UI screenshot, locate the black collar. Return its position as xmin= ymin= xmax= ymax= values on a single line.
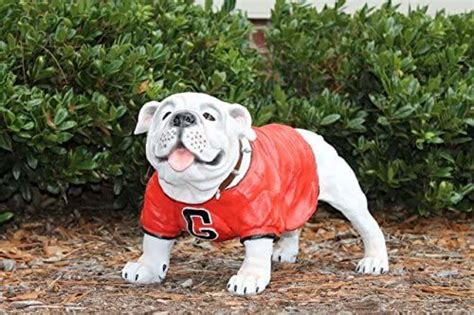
xmin=218 ymin=143 xmax=244 ymax=191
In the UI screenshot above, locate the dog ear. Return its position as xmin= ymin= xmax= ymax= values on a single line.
xmin=134 ymin=101 xmax=160 ymax=135
xmin=228 ymin=104 xmax=256 ymax=141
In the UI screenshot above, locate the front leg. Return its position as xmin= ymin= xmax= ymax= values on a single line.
xmin=122 ymin=233 xmax=175 ymax=284
xmin=227 ymin=238 xmax=273 ymax=296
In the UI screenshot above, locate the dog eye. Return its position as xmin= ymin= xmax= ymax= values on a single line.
xmin=203 ymin=112 xmax=216 ymax=121
xmin=162 ymin=112 xmax=171 ymax=120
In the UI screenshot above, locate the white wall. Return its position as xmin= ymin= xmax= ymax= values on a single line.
xmin=195 ymin=0 xmax=474 ymax=18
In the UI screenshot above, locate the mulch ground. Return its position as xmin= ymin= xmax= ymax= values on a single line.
xmin=0 ymin=204 xmax=472 ymax=313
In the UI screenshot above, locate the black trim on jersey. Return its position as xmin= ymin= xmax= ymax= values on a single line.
xmin=142 ymin=228 xmax=179 ymax=240
xmin=240 ymin=234 xmax=278 ymax=244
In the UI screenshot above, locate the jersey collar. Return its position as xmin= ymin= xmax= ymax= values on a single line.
xmin=218 ymin=138 xmax=252 ymax=192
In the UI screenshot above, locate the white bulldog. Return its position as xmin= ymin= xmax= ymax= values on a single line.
xmin=122 ymin=92 xmax=389 ymax=296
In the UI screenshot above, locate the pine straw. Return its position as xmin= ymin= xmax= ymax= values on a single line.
xmin=0 ymin=206 xmax=472 ymax=313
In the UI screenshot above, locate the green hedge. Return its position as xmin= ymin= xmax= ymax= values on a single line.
xmin=0 ymin=0 xmax=262 ymax=206
xmin=264 ymin=0 xmax=473 ymax=213
xmin=0 ymin=0 xmax=472 ymax=215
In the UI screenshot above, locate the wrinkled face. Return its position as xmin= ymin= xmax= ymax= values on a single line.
xmin=134 ymin=92 xmax=256 ymax=203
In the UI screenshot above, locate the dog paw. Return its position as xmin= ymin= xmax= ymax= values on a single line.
xmin=272 ymin=247 xmax=297 ymax=263
xmin=121 ymin=261 xmax=167 ymax=284
xmin=356 ymin=257 xmax=389 ymax=275
xmin=227 ymin=274 xmax=269 ymax=296
xmin=272 ymin=231 xmax=299 ymax=263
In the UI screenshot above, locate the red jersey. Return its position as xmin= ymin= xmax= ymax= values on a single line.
xmin=140 ymin=124 xmax=319 ymax=242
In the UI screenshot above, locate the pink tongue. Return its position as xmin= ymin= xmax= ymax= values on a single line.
xmin=168 ymin=148 xmax=195 ymax=172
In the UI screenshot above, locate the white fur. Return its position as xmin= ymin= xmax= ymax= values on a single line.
xmin=134 ymin=93 xmax=254 ymax=204
xmin=122 ymin=93 xmax=389 ymax=296
xmin=227 ymin=238 xmax=273 ymax=295
xmin=272 ymin=229 xmax=300 ymax=263
xmin=122 ymin=234 xmax=174 ymax=284
xmin=296 ymin=129 xmax=389 ymax=274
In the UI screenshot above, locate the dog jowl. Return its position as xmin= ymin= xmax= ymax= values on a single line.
xmin=122 ymin=92 xmax=389 ymax=296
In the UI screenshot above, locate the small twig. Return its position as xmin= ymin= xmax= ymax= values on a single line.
xmin=61 ymin=247 xmax=83 ymax=258
xmin=47 ymin=274 xmax=62 ymax=291
xmin=173 ymin=269 xmax=221 ymax=274
xmin=57 ymin=280 xmax=135 ymax=287
xmin=41 ymin=45 xmax=68 ymax=84
xmin=62 ymin=289 xmax=95 ymax=304
xmin=23 ymin=305 xmax=86 ymax=310
xmin=19 ymin=41 xmax=27 ymax=81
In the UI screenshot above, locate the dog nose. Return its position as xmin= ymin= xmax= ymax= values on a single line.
xmin=171 ymin=112 xmax=196 ymax=128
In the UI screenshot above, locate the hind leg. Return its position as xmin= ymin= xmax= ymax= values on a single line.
xmin=320 ymin=169 xmax=389 ymax=274
xmin=297 ymin=129 xmax=389 ymax=274
xmin=272 ymin=229 xmax=300 ymax=263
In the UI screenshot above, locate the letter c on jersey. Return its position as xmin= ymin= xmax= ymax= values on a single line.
xmin=182 ymin=208 xmax=219 ymax=240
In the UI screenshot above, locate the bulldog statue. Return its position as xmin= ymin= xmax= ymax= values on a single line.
xmin=122 ymin=92 xmax=389 ymax=296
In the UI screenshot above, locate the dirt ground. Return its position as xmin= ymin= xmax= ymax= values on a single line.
xmin=0 ymin=204 xmax=472 ymax=313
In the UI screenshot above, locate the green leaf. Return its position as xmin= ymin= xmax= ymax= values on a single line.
xmin=433 ymin=167 xmax=452 ymax=178
xmin=211 ymin=71 xmax=226 ymax=86
xmin=36 ymin=67 xmax=56 ymax=80
xmin=114 ymin=179 xmax=123 ymax=195
xmin=57 ymin=132 xmax=73 ymax=143
xmin=393 ymin=105 xmax=415 ymax=119
xmin=347 ymin=118 xmax=366 ymax=131
xmin=20 ymin=183 xmax=32 ymax=202
xmin=105 ymin=60 xmax=123 ymax=74
xmin=54 ymin=25 xmax=68 ymax=42
xmin=76 ymin=159 xmax=97 ymax=170
xmin=22 ymin=122 xmax=35 ymax=130
xmin=439 ymin=152 xmax=455 ymax=164
xmin=0 ymin=131 xmax=12 ymax=151
xmin=26 ymin=99 xmax=43 ymax=107
xmin=205 ymin=0 xmax=213 ymax=11
xmin=26 ymin=153 xmax=38 ymax=169
xmin=12 ymin=164 xmax=21 ymax=180
xmin=119 ymin=137 xmax=133 ymax=151
xmin=274 ymin=85 xmax=287 ymax=104
xmin=255 ymin=106 xmax=274 ymax=125
xmin=54 ymin=108 xmax=68 ymax=125
xmin=221 ymin=0 xmax=236 ymax=13
xmin=115 ymin=106 xmax=127 ymax=119
xmin=58 ymin=121 xmax=77 ymax=131
xmin=377 ymin=116 xmax=390 ymax=126
xmin=320 ymin=114 xmax=341 ymax=126
xmin=0 ymin=212 xmax=14 ymax=224
xmin=387 ymin=166 xmax=395 ymax=182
